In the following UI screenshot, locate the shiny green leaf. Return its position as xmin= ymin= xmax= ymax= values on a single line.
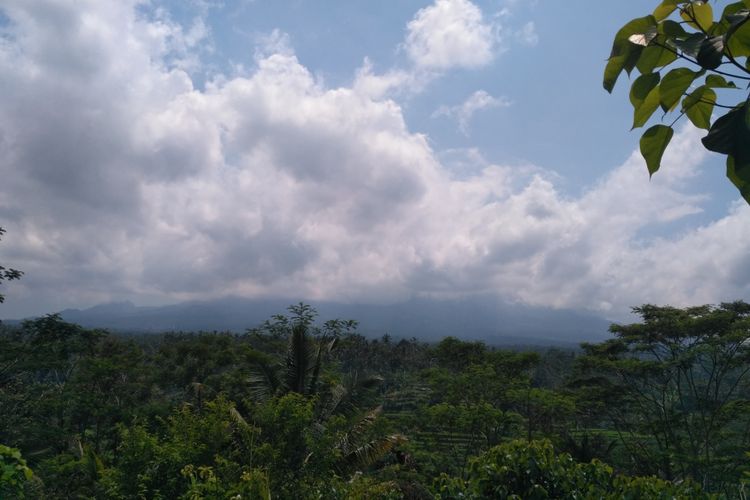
xmin=603 ymin=16 xmax=657 ymax=92
xmin=659 ymin=68 xmax=702 ymax=112
xmin=682 ymin=86 xmax=716 ymax=129
xmin=628 ymin=27 xmax=658 ymax=46
xmin=631 ymin=73 xmax=661 ymax=108
xmin=702 ymin=104 xmax=748 ymax=154
xmin=681 ymin=1 xmax=714 ymax=31
xmin=705 ymin=74 xmax=738 ymax=88
xmin=725 ymin=15 xmax=750 ymax=56
xmin=696 ymin=36 xmax=725 ymax=69
xmin=725 ymin=7 xmax=750 ymax=24
xmin=674 ymin=32 xmax=707 ymax=57
xmin=727 ymin=156 xmax=750 ymax=203
xmin=721 ymin=2 xmax=748 ymax=21
xmin=659 ymin=20 xmax=688 ymax=38
xmin=636 ymin=43 xmax=678 ymax=73
xmin=640 ymin=125 xmax=674 ymax=176
xmin=653 ymin=0 xmax=679 ymax=21
xmin=630 ymin=73 xmax=661 ymax=128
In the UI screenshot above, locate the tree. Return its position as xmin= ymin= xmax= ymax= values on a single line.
xmin=434 ymin=439 xmax=707 ymax=499
xmin=604 ymin=1 xmax=750 ymax=202
xmin=572 ymin=302 xmax=750 ymax=491
xmin=247 ymin=303 xmax=355 ymax=401
xmin=0 ymin=444 xmax=34 ymax=499
xmin=0 ymin=227 xmax=22 ymax=304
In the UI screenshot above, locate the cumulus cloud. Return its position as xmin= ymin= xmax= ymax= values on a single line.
xmin=0 ymin=0 xmax=748 ymax=320
xmin=515 ymin=21 xmax=538 ymax=46
xmin=433 ymin=90 xmax=511 ymax=135
xmin=404 ymin=0 xmax=497 ymax=70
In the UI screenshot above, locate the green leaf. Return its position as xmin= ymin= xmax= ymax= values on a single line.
xmin=636 ymin=42 xmax=678 ymax=73
xmin=705 ymin=74 xmax=738 ymax=88
xmin=640 ymin=125 xmax=674 ymax=176
xmin=725 ymin=14 xmax=750 ymax=57
xmin=697 ymin=36 xmax=724 ymax=69
xmin=727 ymin=156 xmax=750 ymax=203
xmin=721 ymin=3 xmax=748 ymax=22
xmin=603 ymin=56 xmax=628 ymax=94
xmin=630 ymin=73 xmax=661 ymax=107
xmin=603 ymin=16 xmax=657 ymax=92
xmin=659 ymin=20 xmax=688 ymax=38
xmin=659 ymin=68 xmax=701 ymax=112
xmin=682 ymin=86 xmax=716 ymax=129
xmin=630 ymin=73 xmax=661 ymax=128
xmin=674 ymin=32 xmax=707 ymax=57
xmin=725 ymin=7 xmax=750 ymax=24
xmin=681 ymin=1 xmax=714 ymax=31
xmin=702 ymin=104 xmax=749 ymax=155
xmin=623 ymin=45 xmax=645 ymax=76
xmin=628 ymin=26 xmax=658 ymax=46
xmin=653 ymin=0 xmax=679 ymax=21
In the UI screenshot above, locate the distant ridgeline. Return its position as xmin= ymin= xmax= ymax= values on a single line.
xmin=41 ymin=296 xmax=612 ymax=345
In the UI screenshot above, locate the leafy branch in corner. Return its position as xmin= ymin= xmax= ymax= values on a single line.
xmin=605 ymin=0 xmax=750 ymax=202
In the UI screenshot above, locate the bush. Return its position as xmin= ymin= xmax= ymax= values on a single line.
xmin=434 ymin=439 xmax=709 ymax=499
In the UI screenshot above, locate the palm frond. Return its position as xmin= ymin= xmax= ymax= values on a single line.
xmin=248 ymin=361 xmax=281 ymax=402
xmin=307 ymin=344 xmax=323 ymax=396
xmin=285 ymin=322 xmax=310 ymax=394
xmin=317 ymin=383 xmax=347 ymax=423
xmin=336 ymin=406 xmax=383 ymax=456
xmin=342 ymin=434 xmax=407 ymax=471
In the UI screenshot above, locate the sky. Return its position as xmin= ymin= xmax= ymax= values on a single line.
xmin=0 ymin=0 xmax=748 ymax=320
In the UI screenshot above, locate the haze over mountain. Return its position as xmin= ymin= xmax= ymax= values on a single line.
xmin=38 ymin=297 xmax=613 ymax=346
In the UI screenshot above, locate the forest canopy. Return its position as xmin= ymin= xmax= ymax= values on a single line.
xmin=2 ymin=302 xmax=750 ymax=498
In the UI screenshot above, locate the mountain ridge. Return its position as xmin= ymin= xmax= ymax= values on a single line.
xmin=10 ymin=296 xmax=617 ymax=346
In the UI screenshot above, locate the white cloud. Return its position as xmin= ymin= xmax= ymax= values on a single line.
xmin=0 ymin=1 xmax=748 ymax=321
xmin=404 ymin=0 xmax=497 ymax=70
xmin=515 ymin=21 xmax=538 ymax=46
xmin=352 ymin=57 xmax=423 ymax=100
xmin=355 ymin=0 xmax=534 ymax=98
xmin=433 ymin=90 xmax=511 ymax=135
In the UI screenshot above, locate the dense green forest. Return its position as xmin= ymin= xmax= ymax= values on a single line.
xmin=2 ymin=302 xmax=750 ymax=499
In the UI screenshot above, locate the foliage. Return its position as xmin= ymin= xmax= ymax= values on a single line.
xmin=434 ymin=439 xmax=709 ymax=499
xmin=0 ymin=444 xmax=34 ymax=499
xmin=604 ymin=0 xmax=750 ymax=201
xmin=0 ymin=302 xmax=734 ymax=497
xmin=0 ymin=227 xmax=22 ymax=304
xmin=573 ymin=302 xmax=750 ymax=491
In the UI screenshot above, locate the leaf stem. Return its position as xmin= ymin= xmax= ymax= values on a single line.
xmin=669 ymin=111 xmax=686 ymax=127
xmin=651 ymin=40 xmax=750 ymax=81
xmin=694 ymin=98 xmax=739 ymax=110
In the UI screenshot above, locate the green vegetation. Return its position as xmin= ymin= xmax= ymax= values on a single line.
xmin=2 ymin=303 xmax=749 ymax=498
xmin=605 ymin=0 xmax=750 ymax=201
xmin=0 ymin=227 xmax=23 ymax=304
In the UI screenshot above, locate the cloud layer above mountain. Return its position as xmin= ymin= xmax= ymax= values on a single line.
xmin=1 ymin=0 xmax=748 ymax=318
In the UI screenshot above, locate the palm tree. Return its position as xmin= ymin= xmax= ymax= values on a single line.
xmin=246 ymin=304 xmax=406 ymax=473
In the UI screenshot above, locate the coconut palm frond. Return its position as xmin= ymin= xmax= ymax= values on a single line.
xmin=336 ymin=406 xmax=383 ymax=456
xmin=285 ymin=322 xmax=311 ymax=394
xmin=317 ymin=383 xmax=347 ymax=423
xmin=342 ymin=433 xmax=407 ymax=471
xmin=248 ymin=361 xmax=281 ymax=402
xmin=333 ymin=372 xmax=385 ymax=417
xmin=349 ymin=405 xmax=383 ymax=440
xmin=229 ymin=405 xmax=259 ymax=451
xmin=307 ymin=344 xmax=324 ymax=397
xmin=229 ymin=405 xmax=251 ymax=430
